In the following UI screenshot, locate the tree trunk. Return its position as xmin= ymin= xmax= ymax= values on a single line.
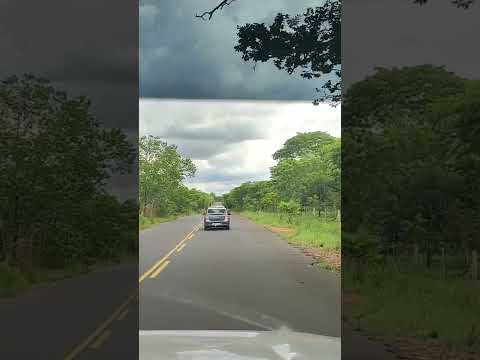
xmin=472 ymin=250 xmax=478 ymax=280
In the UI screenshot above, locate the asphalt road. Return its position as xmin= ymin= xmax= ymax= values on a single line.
xmin=139 ymin=214 xmax=341 ymax=337
xmin=0 ymin=263 xmax=138 ymax=360
xmin=0 ymin=214 xmax=395 ymax=359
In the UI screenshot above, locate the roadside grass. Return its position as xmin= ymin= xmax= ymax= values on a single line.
xmin=1 ymin=212 xmax=180 ymax=297
xmin=28 ymin=254 xmax=138 ymax=284
xmin=0 ymin=255 xmax=138 ymax=298
xmin=139 ymin=214 xmax=178 ymax=231
xmin=343 ymin=260 xmax=480 ymax=352
xmin=240 ymin=211 xmax=340 ymax=251
xmin=0 ymin=263 xmax=30 ymax=297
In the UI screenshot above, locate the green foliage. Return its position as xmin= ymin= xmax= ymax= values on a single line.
xmin=343 ymin=66 xmax=480 ymax=258
xmin=224 ymin=131 xmax=340 ymax=215
xmin=343 ymin=65 xmax=480 ymax=350
xmin=290 ymin=216 xmax=340 ymax=251
xmin=343 ymin=260 xmax=480 ymax=350
xmin=139 ymin=135 xmax=196 ymax=217
xmin=234 ymin=1 xmax=341 ymax=104
xmin=342 ymin=65 xmax=465 ymax=128
xmin=273 ymin=131 xmax=337 ymax=160
xmin=278 ymin=200 xmax=300 ymax=223
xmin=139 ymin=214 xmax=176 ymax=231
xmin=0 ymin=263 xmax=29 ymax=297
xmin=139 ymin=135 xmax=213 ymax=220
xmin=0 ymin=74 xmax=136 ymax=283
xmin=343 ymin=230 xmax=381 ymax=261
xmin=241 ymin=212 xmax=340 ymax=250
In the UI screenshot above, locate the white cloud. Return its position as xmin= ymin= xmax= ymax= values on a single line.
xmin=139 ymin=98 xmax=340 ymax=194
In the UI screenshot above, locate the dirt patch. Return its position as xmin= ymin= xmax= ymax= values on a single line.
xmin=366 ymin=335 xmax=480 ymax=360
xmin=264 ymin=224 xmax=340 ymax=272
xmin=304 ymin=248 xmax=341 ymax=273
xmin=267 ymin=226 xmax=295 ymax=236
xmin=342 ymin=292 xmax=366 ymax=307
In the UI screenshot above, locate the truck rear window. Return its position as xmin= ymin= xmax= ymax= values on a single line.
xmin=207 ymin=208 xmax=226 ymax=214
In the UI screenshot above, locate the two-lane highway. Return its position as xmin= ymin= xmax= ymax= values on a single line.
xmin=139 ymin=214 xmax=340 ymax=337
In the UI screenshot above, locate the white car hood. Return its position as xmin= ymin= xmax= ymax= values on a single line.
xmin=139 ymin=329 xmax=340 ymax=360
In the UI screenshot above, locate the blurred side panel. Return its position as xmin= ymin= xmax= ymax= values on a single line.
xmin=342 ymin=1 xmax=480 ymax=359
xmin=0 ymin=1 xmax=139 ymax=359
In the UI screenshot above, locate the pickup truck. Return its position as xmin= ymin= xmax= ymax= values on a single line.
xmin=203 ymin=206 xmax=230 ymax=230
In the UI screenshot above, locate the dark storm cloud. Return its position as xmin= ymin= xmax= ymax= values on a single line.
xmin=1 ymin=1 xmax=139 ymax=200
xmin=0 ymin=0 xmax=138 ymax=129
xmin=342 ymin=0 xmax=480 ymax=89
xmin=140 ymin=0 xmax=324 ymax=100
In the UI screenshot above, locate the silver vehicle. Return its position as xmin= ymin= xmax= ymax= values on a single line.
xmin=204 ymin=206 xmax=230 ymax=230
xmin=139 ymin=329 xmax=340 ymax=359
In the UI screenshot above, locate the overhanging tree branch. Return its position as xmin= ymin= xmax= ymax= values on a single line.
xmin=195 ymin=0 xmax=237 ymax=20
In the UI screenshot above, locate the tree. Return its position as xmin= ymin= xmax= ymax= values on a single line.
xmin=0 ymin=74 xmax=136 ymax=270
xmin=224 ymin=131 xmax=340 ymax=214
xmin=196 ymin=0 xmax=341 ymax=104
xmin=138 ymin=136 xmax=212 ymax=218
xmin=195 ymin=0 xmax=236 ymax=20
xmin=139 ymin=136 xmax=196 ymax=217
xmin=342 ymin=66 xmax=480 ymax=266
xmin=342 ymin=65 xmax=465 ymax=129
xmin=234 ymin=2 xmax=340 ymax=104
xmin=273 ymin=131 xmax=337 ymax=160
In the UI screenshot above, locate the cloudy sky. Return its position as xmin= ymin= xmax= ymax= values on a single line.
xmin=140 ymin=99 xmax=340 ymax=194
xmin=139 ymin=0 xmax=339 ymax=196
xmin=342 ymin=0 xmax=480 ymax=88
xmin=1 ymin=0 xmax=138 ymax=130
xmin=1 ymin=1 xmax=139 ymax=200
xmin=140 ymin=0 xmax=326 ymax=100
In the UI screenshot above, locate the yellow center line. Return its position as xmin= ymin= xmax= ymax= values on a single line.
xmin=65 ymin=222 xmax=202 ymax=360
xmin=138 ymin=222 xmax=201 ymax=283
xmin=176 ymin=243 xmax=186 ymax=252
xmin=63 ymin=293 xmax=135 ymax=360
xmin=150 ymin=260 xmax=170 ymax=278
xmin=89 ymin=330 xmax=112 ymax=349
xmin=116 ymin=308 xmax=129 ymax=321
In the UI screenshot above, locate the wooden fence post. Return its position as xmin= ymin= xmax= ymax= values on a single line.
xmin=472 ymin=250 xmax=478 ymax=281
xmin=414 ymin=243 xmax=419 ymax=265
xmin=441 ymin=247 xmax=446 ymax=280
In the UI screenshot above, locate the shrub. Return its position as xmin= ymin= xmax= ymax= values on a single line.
xmin=0 ymin=263 xmax=30 ymax=297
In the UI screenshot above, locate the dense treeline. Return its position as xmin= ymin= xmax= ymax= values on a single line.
xmin=343 ymin=65 xmax=480 ymax=269
xmin=0 ymin=74 xmax=136 ymax=280
xmin=342 ymin=66 xmax=480 ymax=351
xmin=223 ymin=131 xmax=341 ymax=218
xmin=139 ymin=135 xmax=213 ymax=219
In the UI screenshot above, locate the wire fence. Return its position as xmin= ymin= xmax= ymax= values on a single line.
xmin=249 ymin=205 xmax=340 ymax=222
xmin=300 ymin=206 xmax=340 ymax=221
xmin=379 ymin=243 xmax=479 ymax=280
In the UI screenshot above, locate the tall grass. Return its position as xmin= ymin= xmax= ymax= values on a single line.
xmin=0 ymin=263 xmax=30 ymax=297
xmin=241 ymin=211 xmax=340 ymax=250
xmin=343 ymin=259 xmax=480 ymax=351
xmin=139 ymin=214 xmax=177 ymax=230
